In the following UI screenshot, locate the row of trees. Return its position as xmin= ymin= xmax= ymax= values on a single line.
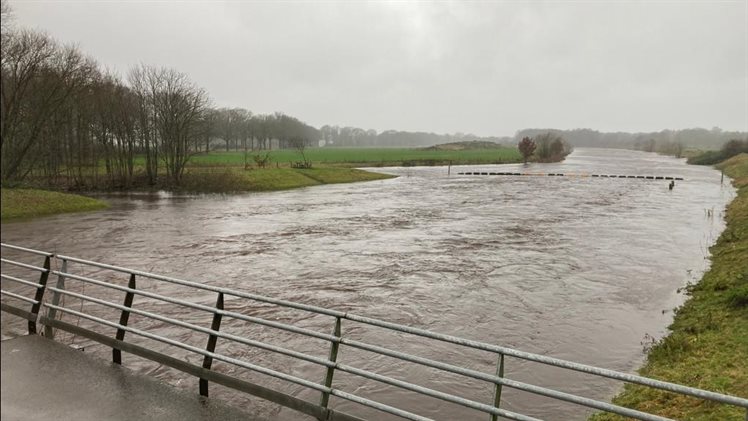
xmin=209 ymin=109 xmax=319 ymax=153
xmin=1 ymin=23 xmax=211 ymax=188
xmin=319 ymin=125 xmax=511 ymax=148
xmin=515 ymin=127 xmax=747 ymax=154
xmin=318 ymin=126 xmax=747 ymax=152
xmin=1 ymin=2 xmax=319 ymax=188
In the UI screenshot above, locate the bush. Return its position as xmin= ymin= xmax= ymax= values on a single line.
xmin=290 ymin=161 xmax=312 ymax=169
xmin=534 ymin=132 xmax=572 ymax=162
xmin=725 ymin=283 xmax=748 ymax=308
xmin=688 ymin=150 xmax=727 ymax=165
xmin=688 ymin=139 xmax=748 ymax=165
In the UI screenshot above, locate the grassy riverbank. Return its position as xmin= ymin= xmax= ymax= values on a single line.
xmin=592 ymin=153 xmax=748 ymax=420
xmin=2 ymin=168 xmax=393 ymax=220
xmin=1 ymin=188 xmax=109 ymax=221
xmin=175 ymin=167 xmax=395 ymax=193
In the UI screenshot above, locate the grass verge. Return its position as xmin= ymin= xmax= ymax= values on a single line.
xmin=174 ymin=167 xmax=395 ymax=193
xmin=590 ymin=153 xmax=748 ymax=420
xmin=1 ymin=188 xmax=108 ymax=221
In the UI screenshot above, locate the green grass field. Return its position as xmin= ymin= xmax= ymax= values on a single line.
xmin=179 ymin=147 xmax=521 ymax=167
xmin=591 ymin=154 xmax=748 ymax=420
xmin=1 ymin=188 xmax=108 ymax=221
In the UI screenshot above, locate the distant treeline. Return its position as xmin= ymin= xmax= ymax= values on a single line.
xmin=316 ymin=126 xmax=747 ymax=153
xmin=319 ymin=126 xmax=511 ymax=148
xmin=515 ymin=128 xmax=747 ymax=156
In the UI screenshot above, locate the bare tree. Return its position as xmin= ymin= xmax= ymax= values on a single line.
xmin=534 ymin=132 xmax=571 ymax=162
xmin=1 ymin=29 xmax=97 ymax=181
xmin=198 ymin=108 xmax=219 ymax=153
xmin=216 ymin=108 xmax=246 ymax=151
xmin=92 ymin=73 xmax=139 ymax=187
xmin=290 ymin=136 xmax=311 ymax=168
xmin=518 ymin=136 xmax=536 ymax=164
xmin=151 ymin=67 xmax=209 ymax=184
xmin=128 ymin=64 xmax=161 ymax=185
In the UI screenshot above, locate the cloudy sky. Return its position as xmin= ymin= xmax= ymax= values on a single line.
xmin=9 ymin=1 xmax=748 ymax=136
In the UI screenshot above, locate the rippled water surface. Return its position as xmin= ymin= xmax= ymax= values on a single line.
xmin=0 ymin=149 xmax=734 ymax=420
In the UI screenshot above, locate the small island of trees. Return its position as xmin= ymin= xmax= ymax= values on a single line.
xmin=517 ymin=132 xmax=572 ymax=164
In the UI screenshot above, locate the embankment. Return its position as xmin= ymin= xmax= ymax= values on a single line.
xmin=592 ymin=153 xmax=748 ymax=420
xmin=2 ymin=168 xmax=394 ymax=220
xmin=1 ymin=188 xmax=109 ymax=221
xmin=175 ymin=167 xmax=395 ymax=193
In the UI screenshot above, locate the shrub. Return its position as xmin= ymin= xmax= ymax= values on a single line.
xmin=725 ymin=283 xmax=748 ymax=308
xmin=688 ymin=139 xmax=748 ymax=165
xmin=534 ymin=132 xmax=572 ymax=162
xmin=518 ymin=137 xmax=536 ymax=164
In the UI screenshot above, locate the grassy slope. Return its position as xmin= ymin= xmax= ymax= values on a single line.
xmin=592 ymin=154 xmax=748 ymax=420
xmin=176 ymin=167 xmax=394 ymax=193
xmin=1 ymin=188 xmax=108 ymax=221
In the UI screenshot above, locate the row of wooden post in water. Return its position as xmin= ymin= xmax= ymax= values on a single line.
xmin=456 ymin=171 xmax=684 ymax=181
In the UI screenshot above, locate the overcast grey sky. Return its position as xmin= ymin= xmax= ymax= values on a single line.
xmin=10 ymin=1 xmax=748 ymax=136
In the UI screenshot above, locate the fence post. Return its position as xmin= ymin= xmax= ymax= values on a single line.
xmin=489 ymin=353 xmax=505 ymax=421
xmin=44 ymin=259 xmax=68 ymax=339
xmin=44 ymin=258 xmax=66 ymax=338
xmin=113 ymin=274 xmax=136 ymax=365
xmin=29 ymin=256 xmax=51 ymax=335
xmin=200 ymin=292 xmax=224 ymax=397
xmin=319 ymin=316 xmax=341 ymax=418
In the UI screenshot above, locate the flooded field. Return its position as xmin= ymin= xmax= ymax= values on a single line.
xmin=0 ymin=148 xmax=734 ymax=420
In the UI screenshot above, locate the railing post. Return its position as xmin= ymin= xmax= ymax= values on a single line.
xmin=319 ymin=316 xmax=342 ymax=418
xmin=489 ymin=353 xmax=505 ymax=421
xmin=200 ymin=292 xmax=224 ymax=397
xmin=29 ymin=256 xmax=51 ymax=335
xmin=113 ymin=274 xmax=136 ymax=364
xmin=44 ymin=258 xmax=67 ymax=339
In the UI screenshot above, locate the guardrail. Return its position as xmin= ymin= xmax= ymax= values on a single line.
xmin=1 ymin=243 xmax=746 ymax=421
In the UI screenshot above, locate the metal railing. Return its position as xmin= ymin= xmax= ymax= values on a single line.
xmin=1 ymin=242 xmax=746 ymax=421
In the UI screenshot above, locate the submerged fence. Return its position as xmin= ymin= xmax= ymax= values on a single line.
xmin=1 ymin=242 xmax=746 ymax=421
xmin=457 ymin=171 xmax=685 ymax=180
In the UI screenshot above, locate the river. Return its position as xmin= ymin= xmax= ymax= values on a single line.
xmin=0 ymin=148 xmax=734 ymax=420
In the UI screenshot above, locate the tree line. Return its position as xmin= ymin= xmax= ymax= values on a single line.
xmin=319 ymin=126 xmax=511 ymax=148
xmin=0 ymin=3 xmax=319 ymax=188
xmin=515 ymin=127 xmax=747 ymax=157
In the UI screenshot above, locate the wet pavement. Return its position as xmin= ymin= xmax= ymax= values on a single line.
xmin=0 ymin=335 xmax=266 ymax=421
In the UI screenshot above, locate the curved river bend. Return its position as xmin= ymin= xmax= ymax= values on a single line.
xmin=0 ymin=149 xmax=734 ymax=420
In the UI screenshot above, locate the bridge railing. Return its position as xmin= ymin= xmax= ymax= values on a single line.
xmin=0 ymin=244 xmax=53 ymax=335
xmin=1 ymin=242 xmax=746 ymax=421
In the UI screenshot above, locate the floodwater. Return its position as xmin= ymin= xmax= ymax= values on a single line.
xmin=0 ymin=148 xmax=734 ymax=420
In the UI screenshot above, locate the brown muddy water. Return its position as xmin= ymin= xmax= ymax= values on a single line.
xmin=0 ymin=148 xmax=735 ymax=420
